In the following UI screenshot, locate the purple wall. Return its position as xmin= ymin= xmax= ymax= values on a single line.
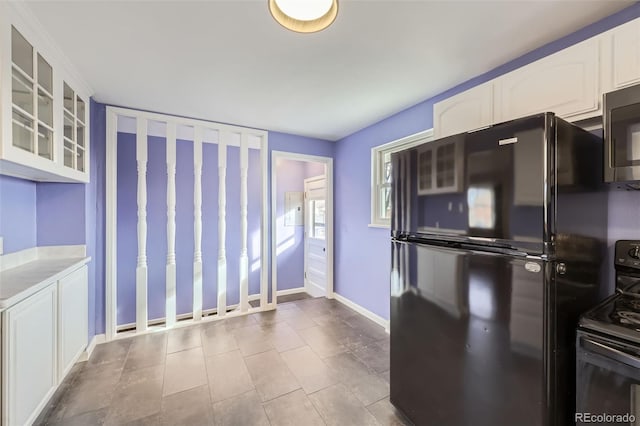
xmin=0 ymin=175 xmax=37 ymax=253
xmin=334 ymin=3 xmax=640 ymax=320
xmin=275 ymin=159 xmax=325 ymax=291
xmin=36 ymin=183 xmax=85 ymax=246
xmin=607 ymin=190 xmax=640 ymax=292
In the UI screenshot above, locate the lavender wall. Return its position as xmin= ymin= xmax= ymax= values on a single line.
xmin=36 ymin=183 xmax=85 ymax=246
xmin=275 ymin=159 xmax=325 ymax=291
xmin=607 ymin=190 xmax=640 ymax=292
xmin=0 ymin=175 xmax=37 ymax=253
xmin=334 ymin=3 xmax=640 ymax=320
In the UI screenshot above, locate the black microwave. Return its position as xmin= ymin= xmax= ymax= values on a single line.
xmin=604 ymin=84 xmax=640 ymax=183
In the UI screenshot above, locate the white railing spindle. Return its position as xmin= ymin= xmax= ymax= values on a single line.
xmin=217 ymin=135 xmax=227 ymax=317
xmin=193 ymin=127 xmax=204 ymax=321
xmin=239 ymin=134 xmax=249 ymax=312
xmin=136 ymin=118 xmax=149 ymax=332
xmin=166 ymin=122 xmax=177 ymax=328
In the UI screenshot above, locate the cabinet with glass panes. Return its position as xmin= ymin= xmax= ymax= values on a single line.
xmin=0 ymin=6 xmax=90 ymax=183
xmin=417 ymin=138 xmax=464 ymax=195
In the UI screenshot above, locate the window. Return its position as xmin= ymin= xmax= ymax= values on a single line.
xmin=309 ymin=199 xmax=326 ymax=239
xmin=370 ymin=129 xmax=434 ymax=227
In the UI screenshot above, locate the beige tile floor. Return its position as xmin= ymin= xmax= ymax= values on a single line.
xmin=35 ymin=294 xmax=410 ymax=425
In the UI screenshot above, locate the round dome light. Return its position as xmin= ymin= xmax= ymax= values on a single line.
xmin=268 ymin=0 xmax=338 ymax=33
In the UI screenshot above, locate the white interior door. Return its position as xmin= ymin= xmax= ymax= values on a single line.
xmin=304 ymin=175 xmax=327 ymax=298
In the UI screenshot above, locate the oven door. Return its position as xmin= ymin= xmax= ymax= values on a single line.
xmin=576 ymin=331 xmax=640 ymax=425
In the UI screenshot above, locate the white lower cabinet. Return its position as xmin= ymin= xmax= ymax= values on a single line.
xmin=1 ymin=264 xmax=88 ymax=426
xmin=2 ymin=285 xmax=57 ymax=426
xmin=57 ymin=265 xmax=88 ymax=379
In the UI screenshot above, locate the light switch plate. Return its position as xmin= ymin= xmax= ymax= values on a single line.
xmin=0 ymin=236 xmax=3 ymax=255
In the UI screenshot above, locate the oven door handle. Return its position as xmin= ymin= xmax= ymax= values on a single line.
xmin=582 ymin=338 xmax=640 ymax=369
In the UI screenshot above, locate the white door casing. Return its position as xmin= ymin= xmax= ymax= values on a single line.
xmin=270 ymin=151 xmax=334 ymax=305
xmin=304 ymin=175 xmax=327 ymax=298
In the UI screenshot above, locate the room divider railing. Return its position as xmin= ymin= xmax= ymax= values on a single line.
xmin=105 ymin=106 xmax=269 ymax=340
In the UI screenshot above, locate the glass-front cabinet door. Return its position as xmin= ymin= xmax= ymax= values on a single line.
xmin=63 ymin=82 xmax=86 ymax=172
xmin=11 ymin=26 xmax=54 ymax=160
xmin=1 ymin=5 xmax=90 ymax=183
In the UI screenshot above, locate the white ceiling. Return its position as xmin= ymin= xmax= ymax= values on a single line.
xmin=27 ymin=0 xmax=632 ymax=141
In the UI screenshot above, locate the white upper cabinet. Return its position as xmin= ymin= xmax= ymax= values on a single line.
xmin=433 ymin=82 xmax=494 ymax=138
xmin=607 ymin=18 xmax=640 ymax=91
xmin=495 ymin=37 xmax=601 ymax=123
xmin=0 ymin=2 xmax=91 ymax=183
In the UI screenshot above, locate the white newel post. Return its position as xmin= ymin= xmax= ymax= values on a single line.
xmin=166 ymin=122 xmax=177 ymax=328
xmin=218 ymin=136 xmax=228 ymax=317
xmin=136 ymin=118 xmax=149 ymax=332
xmin=193 ymin=127 xmax=204 ymax=321
xmin=239 ymin=134 xmax=250 ymax=312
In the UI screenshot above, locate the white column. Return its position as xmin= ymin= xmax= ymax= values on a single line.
xmin=193 ymin=127 xmax=203 ymax=321
xmin=260 ymin=136 xmax=269 ymax=309
xmin=105 ymin=110 xmax=118 ymax=340
xmin=217 ymin=136 xmax=227 ymax=317
xmin=166 ymin=122 xmax=177 ymax=328
xmin=239 ymin=134 xmax=249 ymax=312
xmin=136 ymin=118 xmax=149 ymax=332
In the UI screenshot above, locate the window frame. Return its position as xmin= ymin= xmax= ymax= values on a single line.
xmin=370 ymin=128 xmax=434 ymax=228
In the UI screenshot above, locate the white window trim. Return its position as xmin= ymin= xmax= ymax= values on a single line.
xmin=370 ymin=128 xmax=434 ymax=228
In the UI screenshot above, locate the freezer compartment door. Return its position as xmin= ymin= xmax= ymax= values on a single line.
xmin=391 ymin=113 xmax=551 ymax=253
xmin=390 ymin=241 xmax=546 ymax=426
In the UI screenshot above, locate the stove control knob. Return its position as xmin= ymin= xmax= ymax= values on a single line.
xmin=630 ymin=246 xmax=640 ymax=260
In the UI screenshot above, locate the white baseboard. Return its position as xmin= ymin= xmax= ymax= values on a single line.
xmin=333 ymin=292 xmax=390 ymax=333
xmin=276 ymin=287 xmax=306 ymax=296
xmin=79 ymin=333 xmax=106 ymax=362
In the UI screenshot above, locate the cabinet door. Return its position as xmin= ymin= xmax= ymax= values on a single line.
xmin=3 ymin=285 xmax=57 ymax=426
xmin=610 ymin=18 xmax=640 ymax=90
xmin=433 ymin=82 xmax=493 ymax=138
xmin=58 ymin=265 xmax=88 ymax=380
xmin=496 ymin=37 xmax=600 ymax=122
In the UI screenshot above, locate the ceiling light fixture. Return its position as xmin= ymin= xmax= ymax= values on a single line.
xmin=268 ymin=0 xmax=338 ymax=33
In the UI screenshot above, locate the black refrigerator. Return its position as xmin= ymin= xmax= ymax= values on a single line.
xmin=389 ymin=113 xmax=608 ymax=426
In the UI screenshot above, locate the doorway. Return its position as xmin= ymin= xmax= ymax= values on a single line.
xmin=304 ymin=175 xmax=327 ymax=297
xmin=271 ymin=151 xmax=334 ymax=306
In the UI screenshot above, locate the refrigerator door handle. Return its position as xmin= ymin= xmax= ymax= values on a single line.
xmin=581 ymin=338 xmax=640 ymax=369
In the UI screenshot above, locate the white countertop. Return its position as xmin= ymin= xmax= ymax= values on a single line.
xmin=0 ymin=247 xmax=90 ymax=310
